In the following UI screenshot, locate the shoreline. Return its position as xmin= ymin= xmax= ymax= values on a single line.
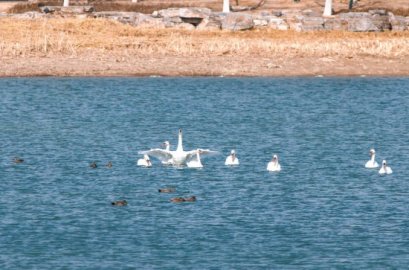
xmin=1 ymin=55 xmax=409 ymax=78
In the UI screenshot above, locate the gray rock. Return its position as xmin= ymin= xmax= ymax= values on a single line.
xmin=94 ymin=12 xmax=139 ymax=24
xmin=300 ymin=16 xmax=325 ymax=31
xmin=271 ymin=10 xmax=282 ymax=17
xmin=196 ymin=15 xmax=222 ymax=30
xmin=221 ymin=13 xmax=254 ymax=31
xmin=61 ymin=6 xmax=94 ymax=14
xmin=12 ymin=12 xmax=45 ymax=19
xmin=40 ymin=6 xmax=61 ymax=14
xmin=389 ymin=13 xmax=407 ymax=31
xmin=339 ymin=12 xmax=390 ymax=32
xmin=156 ymin=7 xmax=211 ymax=19
xmin=369 ymin=9 xmax=387 ymax=16
xmin=268 ymin=17 xmax=288 ymax=30
xmin=324 ymin=17 xmax=348 ymax=31
xmin=253 ymin=18 xmax=269 ymax=27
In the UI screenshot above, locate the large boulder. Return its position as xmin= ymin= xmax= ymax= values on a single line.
xmin=155 ymin=7 xmax=211 ymax=19
xmin=339 ymin=12 xmax=390 ymax=32
xmin=196 ymin=14 xmax=223 ymax=30
xmin=221 ymin=13 xmax=254 ymax=31
xmin=389 ymin=13 xmax=407 ymax=31
xmin=154 ymin=7 xmax=211 ymax=26
xmin=94 ymin=12 xmax=139 ymax=24
xmin=299 ymin=16 xmax=325 ymax=31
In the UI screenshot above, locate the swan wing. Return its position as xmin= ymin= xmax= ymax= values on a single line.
xmin=139 ymin=149 xmax=173 ymax=163
xmin=185 ymin=149 xmax=218 ymax=161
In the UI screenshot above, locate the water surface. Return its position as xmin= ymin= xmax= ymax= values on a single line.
xmin=0 ymin=77 xmax=408 ymax=269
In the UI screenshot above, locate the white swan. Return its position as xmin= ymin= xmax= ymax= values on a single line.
xmin=379 ymin=160 xmax=392 ymax=175
xmin=187 ymin=149 xmax=203 ymax=168
xmin=267 ymin=154 xmax=281 ymax=172
xmin=137 ymin=154 xmax=152 ymax=167
xmin=225 ymin=150 xmax=239 ymax=166
xmin=139 ymin=129 xmax=217 ymax=166
xmin=365 ymin=149 xmax=379 ymax=168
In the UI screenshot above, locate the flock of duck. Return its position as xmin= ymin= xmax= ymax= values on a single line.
xmin=137 ymin=129 xmax=281 ymax=171
xmin=9 ymin=129 xmax=393 ymax=206
xmin=137 ymin=129 xmax=391 ymax=175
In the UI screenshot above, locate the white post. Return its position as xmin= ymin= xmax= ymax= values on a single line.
xmin=323 ymin=0 xmax=332 ymax=16
xmin=223 ymin=0 xmax=230 ymax=13
xmin=63 ymin=0 xmax=69 ymax=7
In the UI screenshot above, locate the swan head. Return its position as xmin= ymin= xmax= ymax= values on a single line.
xmin=370 ymin=149 xmax=376 ymax=155
xmin=231 ymin=150 xmax=236 ymax=155
xmin=162 ymin=141 xmax=170 ymax=147
xmin=144 ymin=154 xmax=150 ymax=160
xmin=272 ymin=154 xmax=278 ymax=162
xmin=198 ymin=149 xmax=203 ymax=154
xmin=179 ymin=129 xmax=182 ymax=134
xmin=382 ymin=160 xmax=387 ymax=166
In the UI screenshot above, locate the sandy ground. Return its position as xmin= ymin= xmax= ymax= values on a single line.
xmin=1 ymin=54 xmax=408 ymax=77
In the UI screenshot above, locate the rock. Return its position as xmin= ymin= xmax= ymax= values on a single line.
xmin=268 ymin=18 xmax=289 ymax=30
xmin=389 ymin=13 xmax=407 ymax=31
xmin=196 ymin=15 xmax=222 ymax=30
xmin=301 ymin=9 xmax=321 ymax=17
xmin=94 ymin=12 xmax=139 ymax=24
xmin=324 ymin=17 xmax=348 ymax=31
xmin=253 ymin=18 xmax=269 ymax=27
xmin=271 ymin=10 xmax=283 ymax=17
xmin=13 ymin=12 xmax=45 ymax=19
xmin=339 ymin=12 xmax=389 ymax=32
xmin=300 ymin=16 xmax=325 ymax=31
xmin=136 ymin=16 xmax=166 ymax=29
xmin=369 ymin=9 xmax=387 ymax=16
xmin=221 ymin=13 xmax=254 ymax=31
xmin=370 ymin=14 xmax=392 ymax=31
xmin=40 ymin=6 xmax=61 ymax=14
xmin=61 ymin=6 xmax=94 ymax=14
xmin=156 ymin=7 xmax=211 ymax=19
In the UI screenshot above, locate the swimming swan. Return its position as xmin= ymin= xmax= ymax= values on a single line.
xmin=267 ymin=154 xmax=281 ymax=172
xmin=225 ymin=149 xmax=239 ymax=166
xmin=365 ymin=149 xmax=379 ymax=168
xmin=139 ymin=129 xmax=217 ymax=166
xmin=137 ymin=154 xmax=152 ymax=167
xmin=187 ymin=149 xmax=204 ymax=168
xmin=379 ymin=160 xmax=392 ymax=175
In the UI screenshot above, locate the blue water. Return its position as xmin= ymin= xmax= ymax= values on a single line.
xmin=0 ymin=77 xmax=408 ymax=269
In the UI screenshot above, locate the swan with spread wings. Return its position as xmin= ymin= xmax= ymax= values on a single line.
xmin=139 ymin=129 xmax=217 ymax=167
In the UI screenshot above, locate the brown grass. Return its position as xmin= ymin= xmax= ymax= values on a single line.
xmin=7 ymin=0 xmax=219 ymax=14
xmin=0 ymin=17 xmax=408 ymax=58
xmin=336 ymin=7 xmax=409 ymax=16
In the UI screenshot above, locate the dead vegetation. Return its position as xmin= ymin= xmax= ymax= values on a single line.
xmin=0 ymin=17 xmax=408 ymax=59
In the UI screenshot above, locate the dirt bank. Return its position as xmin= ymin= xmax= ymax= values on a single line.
xmin=1 ymin=18 xmax=408 ymax=77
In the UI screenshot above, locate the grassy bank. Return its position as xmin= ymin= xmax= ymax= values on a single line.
xmin=1 ymin=18 xmax=409 ymax=59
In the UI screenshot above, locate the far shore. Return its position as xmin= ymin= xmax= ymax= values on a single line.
xmin=1 ymin=18 xmax=409 ymax=77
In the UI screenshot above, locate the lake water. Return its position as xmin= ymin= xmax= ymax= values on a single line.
xmin=0 ymin=77 xmax=408 ymax=269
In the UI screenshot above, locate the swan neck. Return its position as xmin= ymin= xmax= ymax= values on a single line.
xmin=371 ymin=154 xmax=375 ymax=162
xmin=177 ymin=131 xmax=183 ymax=151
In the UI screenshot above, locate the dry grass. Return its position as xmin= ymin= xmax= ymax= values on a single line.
xmin=1 ymin=17 xmax=409 ymax=59
xmin=7 ymin=0 xmax=217 ymax=14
